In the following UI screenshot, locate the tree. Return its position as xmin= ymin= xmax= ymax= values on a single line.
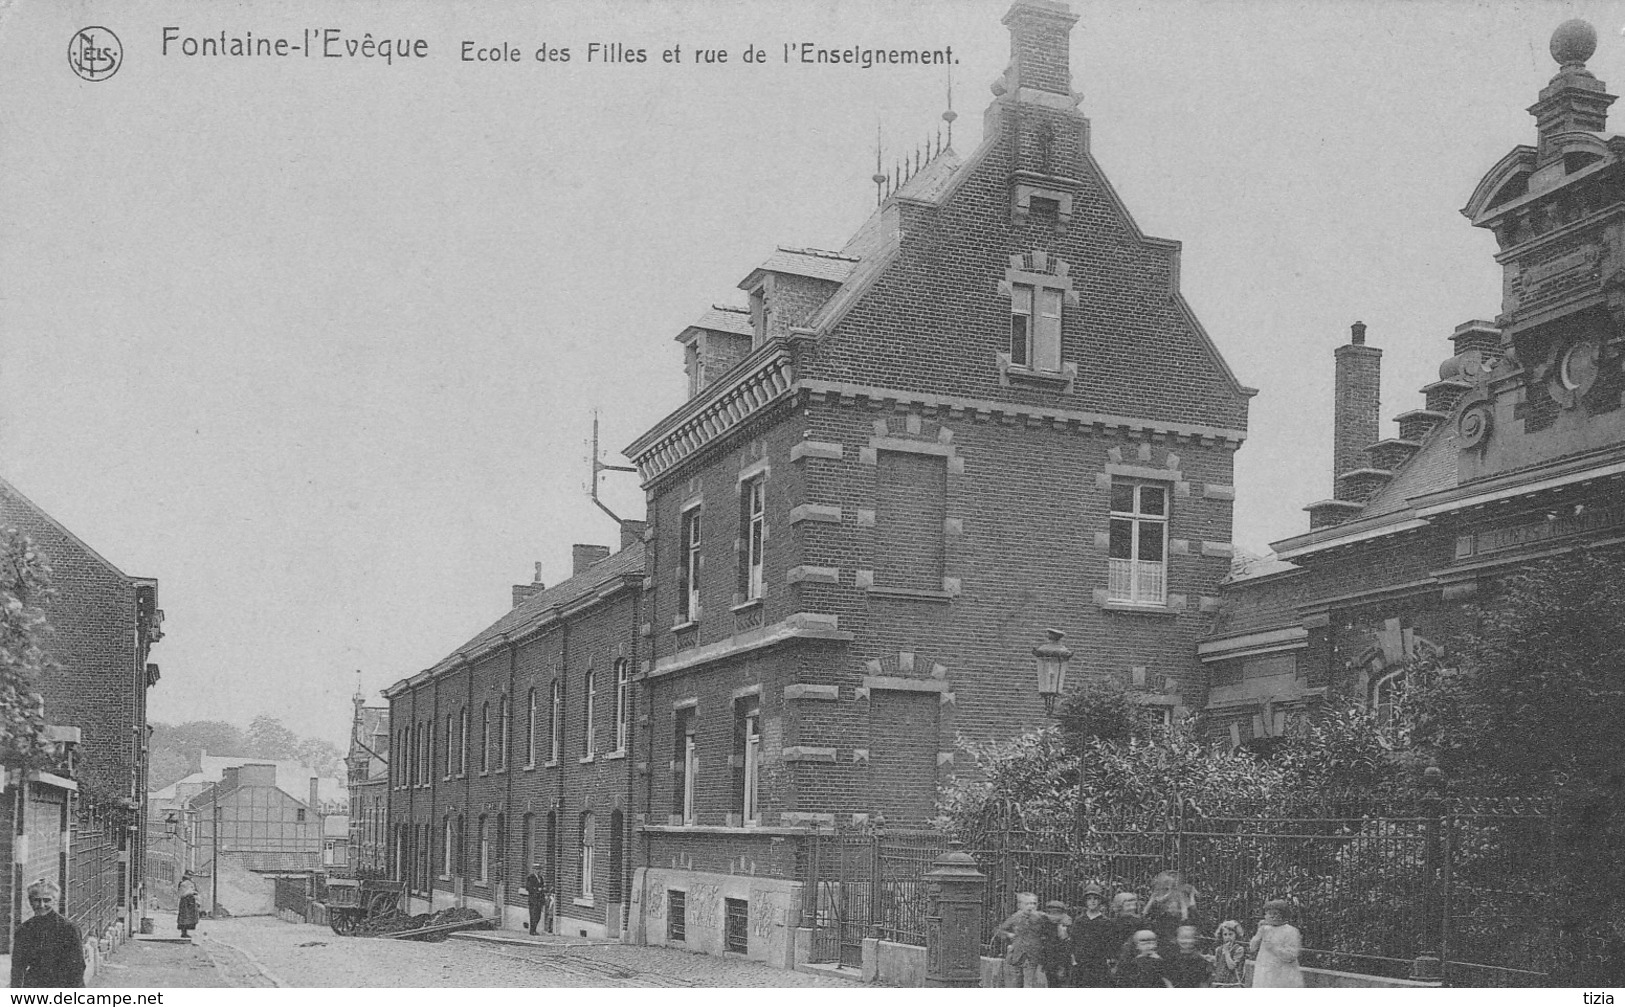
xmin=0 ymin=527 xmax=59 ymax=766
xmin=1404 ymin=548 xmax=1625 ymax=981
xmin=245 ymin=715 xmax=301 ymax=761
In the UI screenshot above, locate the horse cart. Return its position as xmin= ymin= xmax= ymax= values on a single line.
xmin=325 ymin=877 xmax=496 ymax=940
xmin=325 ymin=877 xmax=403 ymax=935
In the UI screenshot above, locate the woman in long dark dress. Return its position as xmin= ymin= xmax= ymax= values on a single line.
xmin=176 ymin=873 xmax=200 ymax=938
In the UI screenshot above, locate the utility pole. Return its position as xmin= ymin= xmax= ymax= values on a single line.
xmin=211 ymin=802 xmax=220 ymax=916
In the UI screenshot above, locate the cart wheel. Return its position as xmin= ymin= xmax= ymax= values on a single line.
xmin=330 ymin=912 xmax=357 ymax=936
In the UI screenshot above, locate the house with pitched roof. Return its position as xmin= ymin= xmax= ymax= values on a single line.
xmin=0 ymin=475 xmax=163 ymax=962
xmin=383 ymin=530 xmax=645 ymax=937
xmin=621 ymin=0 xmax=1251 ymax=964
xmin=1200 ymin=20 xmax=1625 ymax=747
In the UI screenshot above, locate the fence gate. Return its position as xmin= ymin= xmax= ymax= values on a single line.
xmin=804 ymin=830 xmax=873 ymax=969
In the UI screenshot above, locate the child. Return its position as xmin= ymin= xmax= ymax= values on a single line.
xmin=996 ymin=892 xmax=1048 ymax=987
xmin=1117 ymin=929 xmax=1172 ymax=988
xmin=1211 ymin=920 xmax=1247 ymax=987
xmin=1108 ymin=890 xmax=1144 ymax=978
xmin=1249 ymin=899 xmax=1305 ymax=988
xmin=1069 ymin=885 xmax=1115 ymax=987
xmin=1041 ymin=900 xmax=1073 ymax=987
xmin=1166 ymin=924 xmax=1213 ymax=988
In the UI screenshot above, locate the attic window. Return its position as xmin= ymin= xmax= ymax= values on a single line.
xmin=749 ymin=286 xmax=767 ymax=345
xmin=998 ymin=252 xmax=1079 ymax=391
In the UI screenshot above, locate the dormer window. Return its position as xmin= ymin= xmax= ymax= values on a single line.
xmin=685 ymin=342 xmax=706 ymax=397
xmin=749 ymin=286 xmax=768 ymax=345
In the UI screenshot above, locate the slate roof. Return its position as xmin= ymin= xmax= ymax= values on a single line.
xmin=747 ymin=247 xmax=859 ymax=285
xmin=684 ymin=305 xmax=753 ymax=338
xmin=418 ymin=542 xmax=644 ymax=679
xmin=1356 ymin=418 xmax=1460 ymax=520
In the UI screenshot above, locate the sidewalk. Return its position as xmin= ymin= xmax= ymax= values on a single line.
xmin=91 ymin=912 xmax=274 ymax=988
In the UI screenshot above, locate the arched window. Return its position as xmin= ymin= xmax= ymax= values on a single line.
xmin=521 ymin=812 xmax=534 ymax=880
xmin=579 ymin=811 xmax=595 ymax=900
xmin=442 ymin=816 xmax=453 ymax=877
xmin=481 ymin=701 xmax=491 ymax=773
xmin=498 ymin=694 xmax=510 ymax=770
xmin=608 ymin=810 xmax=624 ymax=903
xmin=614 ymin=660 xmax=630 ymax=753
xmin=445 ymin=712 xmax=454 ymax=778
xmin=584 ymin=670 xmax=597 ymax=757
xmin=549 ymin=680 xmax=563 ymax=764
xmin=1372 ymin=667 xmax=1407 ymax=728
xmin=459 ymin=707 xmax=470 ymax=775
xmin=478 ymin=815 xmax=490 ymax=883
xmin=526 ymin=688 xmax=538 ymax=767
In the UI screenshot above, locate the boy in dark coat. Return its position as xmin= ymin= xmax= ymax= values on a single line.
xmin=1069 ymin=885 xmax=1116 ymax=987
xmin=11 ymin=880 xmax=85 ymax=988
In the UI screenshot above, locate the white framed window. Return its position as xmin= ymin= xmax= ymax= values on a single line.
xmin=1011 ymin=283 xmax=1063 ymax=372
xmin=481 ymin=701 xmax=491 ymax=773
xmin=583 ymin=670 xmax=597 ymax=757
xmin=741 ymin=479 xmax=766 ymax=601
xmin=498 ymin=694 xmax=509 ymax=770
xmin=1108 ymin=480 xmax=1168 ymax=605
xmin=614 ymin=660 xmax=630 ymax=753
xmin=442 ymin=817 xmax=453 ymax=877
xmin=742 ymin=708 xmax=761 ymax=826
xmin=683 ymin=728 xmax=697 ymax=825
xmin=478 ymin=816 xmax=490 ymax=883
xmin=674 ymin=708 xmax=698 ymax=825
xmin=549 ymin=679 xmax=563 ymax=764
xmin=459 ymin=707 xmax=469 ymax=776
xmin=526 ymin=688 xmax=537 ymax=768
xmin=579 ymin=812 xmax=596 ymax=900
xmin=444 ymin=713 xmax=454 ymax=779
xmin=679 ymin=504 xmax=703 ymax=622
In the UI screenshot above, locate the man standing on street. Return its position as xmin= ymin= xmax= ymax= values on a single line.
xmin=521 ymin=862 xmax=551 ymax=936
xmin=11 ymin=879 xmax=85 ymax=988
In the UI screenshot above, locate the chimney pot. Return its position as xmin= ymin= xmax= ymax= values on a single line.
xmin=1351 ymin=321 xmax=1367 ymax=345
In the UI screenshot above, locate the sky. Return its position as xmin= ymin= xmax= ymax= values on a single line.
xmin=0 ymin=0 xmax=1616 ymax=748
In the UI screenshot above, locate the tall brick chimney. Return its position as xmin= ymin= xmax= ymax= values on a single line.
xmin=572 ymin=544 xmax=611 ymax=576
xmin=1002 ymin=0 xmax=1079 ymax=96
xmin=309 ymin=777 xmax=319 ymax=815
xmin=1332 ymin=321 xmax=1382 ymax=490
xmin=619 ymin=520 xmax=647 ymax=551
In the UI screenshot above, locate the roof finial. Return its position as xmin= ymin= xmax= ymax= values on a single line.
xmin=872 ymin=120 xmax=887 ymax=206
xmin=942 ymin=69 xmax=958 ymax=148
xmin=1551 ymin=19 xmax=1597 ymax=71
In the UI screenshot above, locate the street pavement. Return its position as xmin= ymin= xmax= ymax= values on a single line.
xmin=92 ymin=912 xmax=857 ymax=988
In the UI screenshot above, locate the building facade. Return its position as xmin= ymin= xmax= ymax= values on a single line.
xmin=344 ymin=693 xmax=390 ymax=878
xmin=0 ymin=476 xmax=162 ymax=958
xmin=622 ymin=0 xmax=1250 ymax=962
xmin=1200 ymin=22 xmax=1625 ymax=744
xmin=384 ymin=535 xmax=644 ymax=938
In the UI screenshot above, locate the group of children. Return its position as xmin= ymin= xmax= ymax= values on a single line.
xmin=994 ymin=873 xmax=1305 ymax=989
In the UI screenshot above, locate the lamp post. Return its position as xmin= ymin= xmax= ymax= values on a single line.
xmin=1033 ymin=628 xmax=1073 ymax=716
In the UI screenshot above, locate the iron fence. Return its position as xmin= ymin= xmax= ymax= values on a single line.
xmin=800 ymin=792 xmax=1580 ymax=985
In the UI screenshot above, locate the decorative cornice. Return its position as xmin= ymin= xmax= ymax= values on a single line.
xmin=625 ymin=344 xmax=794 ymax=483
xmin=794 ymin=379 xmax=1247 ymax=446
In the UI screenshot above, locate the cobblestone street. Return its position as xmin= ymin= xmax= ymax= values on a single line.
xmin=92 ymin=913 xmax=857 ymax=988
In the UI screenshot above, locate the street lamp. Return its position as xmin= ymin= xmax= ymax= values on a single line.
xmin=1032 ymin=628 xmax=1073 ymax=716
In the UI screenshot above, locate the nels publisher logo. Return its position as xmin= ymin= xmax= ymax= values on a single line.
xmin=68 ymin=27 xmax=121 ymax=81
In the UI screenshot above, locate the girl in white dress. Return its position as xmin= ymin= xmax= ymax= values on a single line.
xmin=1248 ymin=899 xmax=1304 ymax=987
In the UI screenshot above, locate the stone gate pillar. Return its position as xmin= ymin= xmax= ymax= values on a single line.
xmin=924 ymin=842 xmax=986 ymax=987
